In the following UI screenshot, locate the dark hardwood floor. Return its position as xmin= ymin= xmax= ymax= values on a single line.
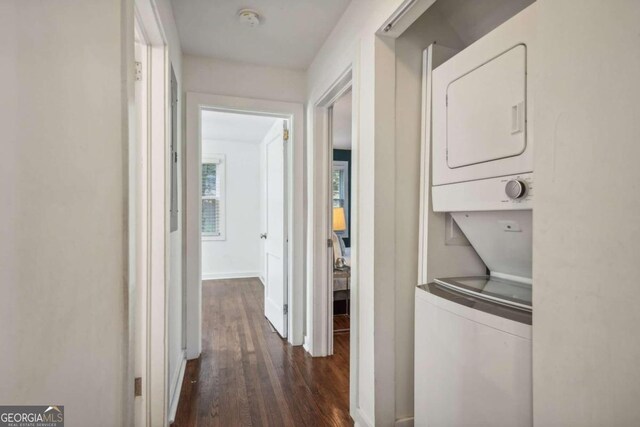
xmin=333 ymin=315 xmax=350 ymax=334
xmin=172 ymin=278 xmax=352 ymax=427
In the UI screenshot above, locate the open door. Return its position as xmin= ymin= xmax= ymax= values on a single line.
xmin=263 ymin=120 xmax=288 ymax=338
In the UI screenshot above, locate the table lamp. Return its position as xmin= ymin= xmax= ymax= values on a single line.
xmin=333 ymin=207 xmax=347 ymax=268
xmin=333 ymin=207 xmax=347 ymax=233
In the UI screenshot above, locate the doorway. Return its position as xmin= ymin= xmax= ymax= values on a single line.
xmin=185 ymin=93 xmax=305 ymax=358
xmin=308 ymin=66 xmax=356 ymax=417
xmin=198 ymin=109 xmax=289 ymax=337
xmin=329 ymin=89 xmax=353 ymax=352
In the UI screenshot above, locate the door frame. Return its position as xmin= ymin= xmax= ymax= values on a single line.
xmin=307 ymin=55 xmax=361 ymax=422
xmin=133 ymin=1 xmax=170 ymax=426
xmin=185 ymin=93 xmax=305 ymax=356
xmin=325 ymin=76 xmax=353 ymax=356
xmin=308 ymin=66 xmax=355 ymax=356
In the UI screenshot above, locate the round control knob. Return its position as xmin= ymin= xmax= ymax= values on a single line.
xmin=505 ymin=179 xmax=527 ymax=199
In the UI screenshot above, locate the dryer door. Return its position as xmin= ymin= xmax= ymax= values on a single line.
xmin=447 ymin=44 xmax=527 ymax=168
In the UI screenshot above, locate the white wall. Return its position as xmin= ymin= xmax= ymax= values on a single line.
xmin=393 ymin=10 xmax=465 ymax=422
xmin=0 ymin=0 xmax=132 ymax=424
xmin=184 ymin=69 xmax=307 ymax=355
xmin=306 ymin=1 xmax=422 ymax=425
xmin=184 ymin=54 xmax=307 ymax=103
xmin=201 ymin=140 xmax=263 ymax=279
xmin=533 ymin=1 xmax=640 ymax=425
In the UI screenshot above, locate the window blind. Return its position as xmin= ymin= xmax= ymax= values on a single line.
xmin=202 ymin=162 xmax=221 ymax=235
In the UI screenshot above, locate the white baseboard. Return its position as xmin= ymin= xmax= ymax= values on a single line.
xmin=395 ymin=417 xmax=414 ymax=427
xmin=354 ymin=413 xmax=413 ymax=427
xmin=353 ymin=408 xmax=374 ymax=427
xmin=258 ymin=275 xmax=265 ymax=286
xmin=168 ymin=354 xmax=187 ymax=424
xmin=202 ymin=271 xmax=261 ymax=280
xmin=302 ymin=335 xmax=311 ymax=354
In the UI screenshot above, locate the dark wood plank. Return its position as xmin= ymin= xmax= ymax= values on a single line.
xmin=334 ymin=315 xmax=350 ymax=333
xmin=172 ymin=278 xmax=353 ymax=427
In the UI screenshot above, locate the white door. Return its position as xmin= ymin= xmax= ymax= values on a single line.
xmin=264 ymin=120 xmax=288 ymax=338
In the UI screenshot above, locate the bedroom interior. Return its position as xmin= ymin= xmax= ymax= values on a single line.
xmin=331 ymin=88 xmax=353 ymax=339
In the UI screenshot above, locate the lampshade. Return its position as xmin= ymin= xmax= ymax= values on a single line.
xmin=333 ymin=207 xmax=347 ymax=231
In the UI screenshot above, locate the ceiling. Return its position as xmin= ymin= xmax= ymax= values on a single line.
xmin=332 ymin=89 xmax=352 ymax=150
xmin=171 ymin=0 xmax=352 ymax=70
xmin=201 ymin=110 xmax=279 ymax=142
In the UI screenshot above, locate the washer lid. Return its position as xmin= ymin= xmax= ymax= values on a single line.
xmin=434 ymin=275 xmax=532 ymax=311
xmin=419 ymin=283 xmax=532 ymax=326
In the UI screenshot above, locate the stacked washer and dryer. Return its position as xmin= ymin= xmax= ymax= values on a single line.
xmin=415 ymin=4 xmax=536 ymax=427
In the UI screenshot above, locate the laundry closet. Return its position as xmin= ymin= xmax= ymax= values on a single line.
xmin=391 ymin=1 xmax=537 ymax=426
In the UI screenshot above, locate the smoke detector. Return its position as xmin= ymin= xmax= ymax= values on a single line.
xmin=238 ymin=9 xmax=261 ymax=27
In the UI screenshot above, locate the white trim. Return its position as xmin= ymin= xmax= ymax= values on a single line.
xmin=186 ymin=92 xmax=305 ymax=359
xmin=133 ymin=1 xmax=170 ymax=426
xmin=353 ymin=407 xmax=374 ymax=427
xmin=349 ymin=51 xmax=362 ymax=425
xmin=132 ymin=15 xmax=149 ymax=427
xmin=308 ymin=66 xmax=354 ymax=358
xmin=395 ymin=417 xmax=415 ymax=427
xmin=148 ymin=41 xmax=169 ymax=427
xmin=376 ymin=0 xmax=438 ymax=38
xmin=202 ymin=272 xmax=262 ymax=281
xmin=168 ymin=353 xmax=186 ymax=424
xmin=134 ymin=0 xmax=166 ymax=46
xmin=308 ymin=47 xmax=363 ymax=427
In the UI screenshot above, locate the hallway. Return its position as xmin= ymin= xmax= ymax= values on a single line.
xmin=172 ymin=278 xmax=352 ymax=426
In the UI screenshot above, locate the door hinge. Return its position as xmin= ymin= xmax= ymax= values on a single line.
xmin=283 ymin=304 xmax=288 ymax=315
xmin=135 ymin=61 xmax=142 ymax=82
xmin=134 ymin=377 xmax=142 ymax=397
xmin=283 ymin=129 xmax=289 ymax=141
xmin=328 ymin=238 xmax=333 ymax=248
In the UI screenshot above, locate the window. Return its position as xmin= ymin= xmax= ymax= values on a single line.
xmin=202 ymin=155 xmax=225 ymax=240
xmin=332 ymin=160 xmax=349 ymax=238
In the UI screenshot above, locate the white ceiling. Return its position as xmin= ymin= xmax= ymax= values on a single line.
xmin=171 ymin=0 xmax=352 ymax=70
xmin=332 ymin=89 xmax=352 ymax=150
xmin=201 ymin=110 xmax=279 ymax=142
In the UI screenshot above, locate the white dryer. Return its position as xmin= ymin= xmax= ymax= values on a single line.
xmin=430 ymin=3 xmax=537 ymax=213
